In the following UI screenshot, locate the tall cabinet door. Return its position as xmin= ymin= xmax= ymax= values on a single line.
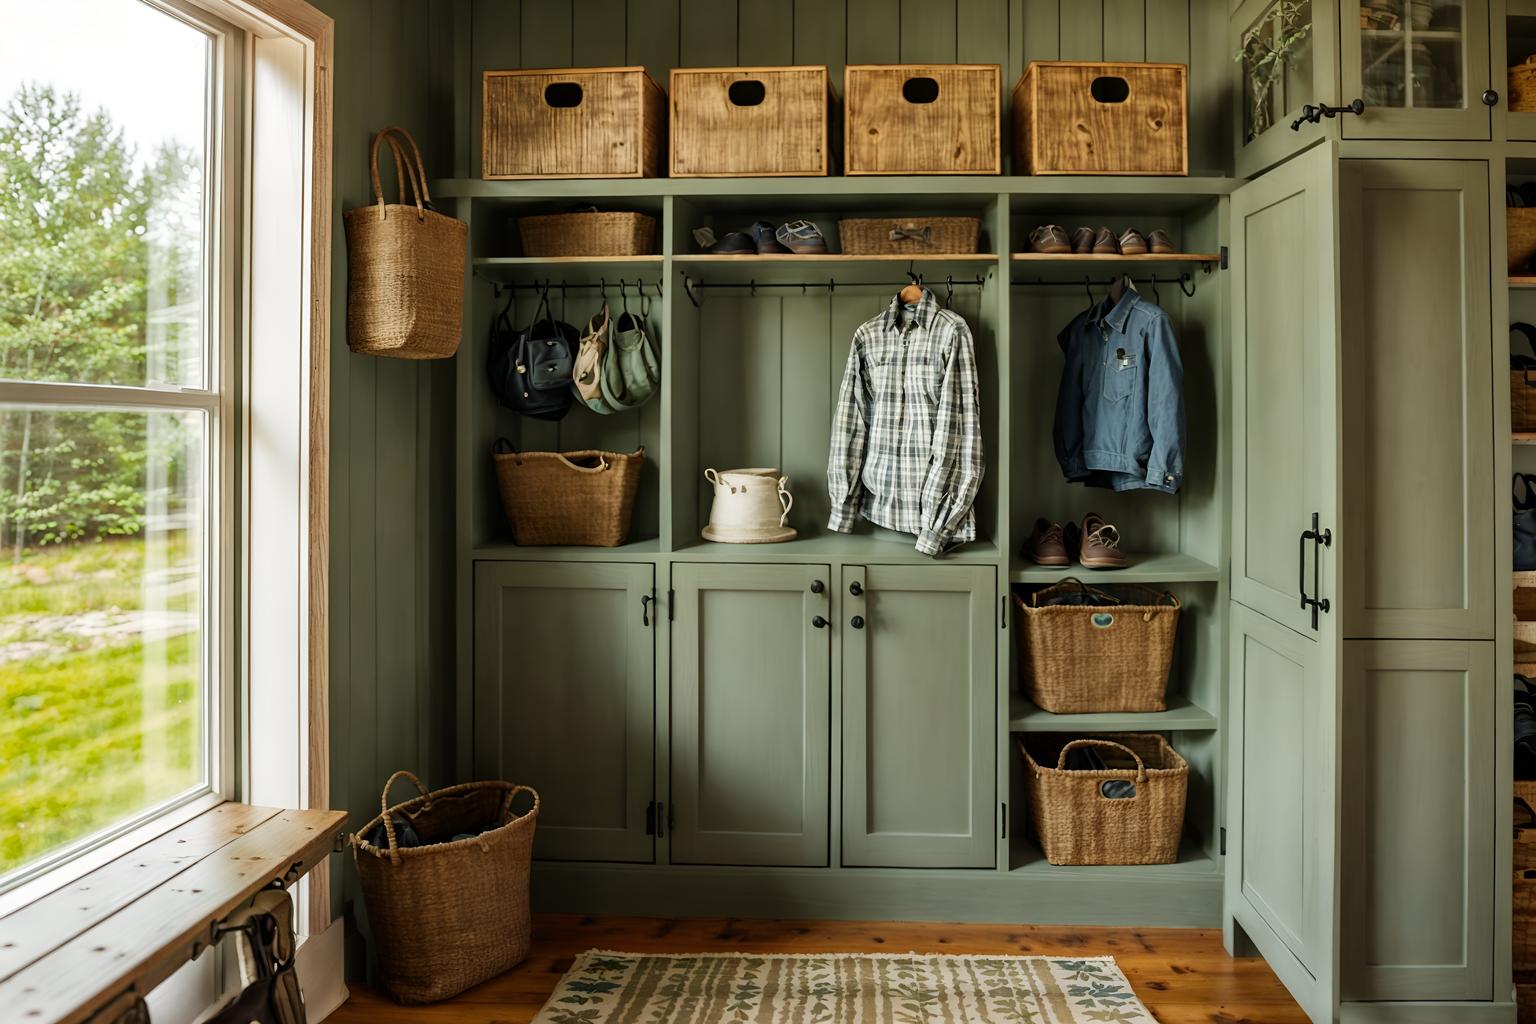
xmin=473 ymin=561 xmax=655 ymax=863
xmin=1339 ymin=159 xmax=1493 ymax=640
xmin=1228 ymin=142 xmax=1343 ymax=1024
xmin=1340 ymin=640 xmax=1494 ymax=1001
xmin=841 ymin=564 xmax=995 ymax=869
xmin=670 ymin=563 xmax=831 ymax=867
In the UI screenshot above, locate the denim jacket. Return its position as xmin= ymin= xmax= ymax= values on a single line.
xmin=1053 ymin=289 xmax=1185 ymax=494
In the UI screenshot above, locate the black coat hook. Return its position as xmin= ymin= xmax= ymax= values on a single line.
xmin=1179 ymin=273 xmax=1196 ymax=298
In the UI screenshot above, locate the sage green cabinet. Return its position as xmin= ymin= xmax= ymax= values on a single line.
xmin=669 ymin=563 xmax=830 ymax=867
xmin=473 ymin=561 xmax=655 ymax=863
xmin=1340 ymin=0 xmax=1492 ymax=141
xmin=841 ymin=564 xmax=995 ymax=869
xmin=1339 ymin=159 xmax=1494 ymax=640
xmin=1340 ymin=640 xmax=1494 ymax=1002
xmin=1231 ymin=0 xmax=1340 ymax=177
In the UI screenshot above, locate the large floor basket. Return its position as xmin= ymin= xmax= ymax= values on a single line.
xmin=1020 ymin=734 xmax=1187 ymax=866
xmin=492 ymin=443 xmax=644 ymax=546
xmin=351 ymin=772 xmax=539 ymax=1003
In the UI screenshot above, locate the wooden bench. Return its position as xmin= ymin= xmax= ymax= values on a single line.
xmin=0 ymin=802 xmax=347 ymax=1024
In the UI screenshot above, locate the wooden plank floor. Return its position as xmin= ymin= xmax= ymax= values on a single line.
xmin=331 ymin=914 xmax=1308 ymax=1024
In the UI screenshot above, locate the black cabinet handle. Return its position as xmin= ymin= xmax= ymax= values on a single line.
xmin=810 ymin=579 xmax=825 ymax=594
xmin=849 ymin=581 xmax=864 ymax=596
xmin=1298 ymin=512 xmax=1332 ymax=631
xmin=811 ymin=615 xmax=829 ymax=629
xmin=641 ymin=594 xmax=653 ymax=627
xmin=850 ymin=615 xmax=865 ymax=629
xmin=1291 ymin=97 xmax=1365 ymax=130
xmin=1484 ymin=89 xmax=1500 ymax=107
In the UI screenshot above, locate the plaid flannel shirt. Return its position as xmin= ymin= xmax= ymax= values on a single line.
xmin=827 ymin=290 xmax=984 ymax=556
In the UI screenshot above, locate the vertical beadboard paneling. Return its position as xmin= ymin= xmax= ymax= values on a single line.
xmin=780 ymin=295 xmax=834 ymax=532
xmin=1144 ymin=0 xmax=1190 ymax=64
xmin=1020 ymin=0 xmax=1059 ymax=68
xmin=793 ymin=0 xmax=848 ymax=85
xmin=845 ymin=0 xmax=901 ymax=64
xmin=626 ymin=0 xmax=681 ymax=82
xmin=1057 ymin=0 xmax=1103 ymax=59
xmin=957 ymin=0 xmax=1009 ymax=68
xmin=521 ymin=0 xmax=575 ymax=66
xmin=739 ymin=0 xmax=795 ymax=65
xmin=680 ymin=0 xmax=739 ymax=65
xmin=469 ymin=0 xmax=521 ymax=182
xmin=573 ymin=0 xmax=630 ymax=66
xmin=1103 ymin=0 xmax=1146 ymax=61
xmin=899 ymin=0 xmax=957 ymax=63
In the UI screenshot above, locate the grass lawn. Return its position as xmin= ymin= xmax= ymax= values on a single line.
xmin=0 ymin=537 xmax=199 ymax=875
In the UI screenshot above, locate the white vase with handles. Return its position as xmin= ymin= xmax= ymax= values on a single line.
xmin=701 ymin=467 xmax=797 ymax=543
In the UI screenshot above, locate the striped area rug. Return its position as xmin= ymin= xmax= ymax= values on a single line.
xmin=531 ymin=949 xmax=1157 ymax=1023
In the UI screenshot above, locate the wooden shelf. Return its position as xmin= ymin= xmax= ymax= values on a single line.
xmin=474 ymin=255 xmax=663 ymax=265
xmin=672 ymin=533 xmax=1001 ymax=564
xmin=1011 ymin=251 xmax=1221 ymax=263
xmin=673 ymin=253 xmax=997 ymax=263
xmin=433 ymin=175 xmax=1243 ymax=201
xmin=1510 ymin=276 xmax=1536 ymax=288
xmin=1009 ymin=694 xmax=1218 ymax=733
xmin=1009 ymin=551 xmax=1221 ymax=584
xmin=473 ymin=538 xmax=662 ymax=561
xmin=1515 ymin=432 xmax=1536 ymax=444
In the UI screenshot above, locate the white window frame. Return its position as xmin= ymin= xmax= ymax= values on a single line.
xmin=0 ymin=0 xmax=334 ymax=968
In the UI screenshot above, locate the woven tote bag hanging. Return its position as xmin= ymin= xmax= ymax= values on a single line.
xmin=344 ymin=126 xmax=467 ymax=358
xmin=351 ymin=771 xmax=539 ymax=1003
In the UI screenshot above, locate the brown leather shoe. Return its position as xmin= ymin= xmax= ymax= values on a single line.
xmin=1023 ymin=518 xmax=1069 ymax=566
xmin=1092 ymin=226 xmax=1118 ymax=254
xmin=1118 ymin=228 xmax=1149 ymax=256
xmin=1079 ymin=512 xmax=1129 ymax=569
xmin=1070 ymin=226 xmax=1095 ymax=254
xmin=1147 ymin=229 xmax=1174 ymax=254
xmin=1028 ymin=224 xmax=1071 ymax=254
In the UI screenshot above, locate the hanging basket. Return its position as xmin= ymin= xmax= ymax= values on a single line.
xmin=351 ymin=771 xmax=538 ymax=1003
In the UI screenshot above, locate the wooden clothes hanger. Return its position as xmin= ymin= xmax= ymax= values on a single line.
xmin=898 ymin=270 xmax=925 ymax=305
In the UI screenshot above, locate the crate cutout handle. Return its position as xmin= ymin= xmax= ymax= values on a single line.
xmin=1089 ymin=76 xmax=1131 ymax=104
xmin=901 ymin=77 xmax=940 ymax=104
xmin=728 ymin=80 xmax=767 ymax=106
xmin=544 ymin=82 xmax=584 ymax=108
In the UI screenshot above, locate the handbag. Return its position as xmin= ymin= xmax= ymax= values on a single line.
xmin=485 ymin=284 xmax=577 ymax=421
xmin=1514 ymin=323 xmax=1536 ymax=432
xmin=206 ymin=889 xmax=305 ymax=1024
xmin=343 ymin=127 xmax=466 ymax=359
xmin=599 ymin=303 xmax=660 ymax=412
xmin=1517 ymin=474 xmax=1536 ymax=572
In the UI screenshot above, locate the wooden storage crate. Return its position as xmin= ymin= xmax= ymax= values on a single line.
xmin=482 ymin=67 xmax=665 ymax=179
xmin=1012 ymin=61 xmax=1188 ymax=176
xmin=1513 ymin=208 xmax=1536 ymax=273
xmin=670 ymin=66 xmax=834 ymax=177
xmin=844 ymin=64 xmax=1000 ymax=175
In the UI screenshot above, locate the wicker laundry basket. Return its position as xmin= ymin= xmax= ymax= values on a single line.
xmin=351 ymin=772 xmax=539 ymax=1003
xmin=517 ymin=210 xmax=657 ymax=257
xmin=344 ymin=127 xmax=466 ymax=358
xmin=838 ymin=216 xmax=981 ymax=254
xmin=492 ymin=442 xmax=644 ymax=546
xmin=1512 ymin=55 xmax=1536 ymax=112
xmin=1012 ymin=579 xmax=1179 ymax=713
xmin=1020 ymin=734 xmax=1187 ymax=866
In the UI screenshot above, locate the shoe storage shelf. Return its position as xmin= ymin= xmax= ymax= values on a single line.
xmin=445 ymin=175 xmax=1233 ymax=928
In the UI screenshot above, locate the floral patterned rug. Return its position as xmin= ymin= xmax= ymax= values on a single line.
xmin=531 ymin=949 xmax=1157 ymax=1023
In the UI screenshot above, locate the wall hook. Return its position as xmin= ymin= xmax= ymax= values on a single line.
xmin=684 ymin=274 xmax=702 ymax=308
xmin=1178 ymin=273 xmax=1196 ymax=298
xmin=1149 ymin=273 xmax=1161 ymax=305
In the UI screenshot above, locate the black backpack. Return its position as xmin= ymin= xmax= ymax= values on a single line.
xmin=486 ymin=285 xmax=577 ymax=421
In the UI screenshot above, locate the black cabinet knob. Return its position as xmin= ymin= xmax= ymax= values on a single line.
xmin=1484 ymin=89 xmax=1500 ymax=107
xmin=849 ymin=581 xmax=864 ymax=596
xmin=850 ymin=615 xmax=865 ymax=629
xmin=810 ymin=579 xmax=825 ymax=594
xmin=811 ymin=615 xmax=828 ymax=629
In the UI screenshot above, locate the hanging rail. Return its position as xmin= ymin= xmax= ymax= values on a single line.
xmin=680 ymin=272 xmax=989 ymax=308
xmin=481 ymin=276 xmax=665 ymax=300
xmin=1011 ymin=273 xmax=1198 ymax=298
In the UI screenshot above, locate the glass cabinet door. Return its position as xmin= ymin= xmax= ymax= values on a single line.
xmin=1232 ymin=0 xmax=1340 ymax=177
xmin=1341 ymin=0 xmax=1491 ymax=138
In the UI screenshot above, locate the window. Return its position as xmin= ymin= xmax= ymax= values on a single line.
xmin=0 ymin=0 xmax=238 ymax=885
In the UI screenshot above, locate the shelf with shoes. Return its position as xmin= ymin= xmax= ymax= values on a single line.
xmin=1009 ymin=551 xmax=1221 ymax=584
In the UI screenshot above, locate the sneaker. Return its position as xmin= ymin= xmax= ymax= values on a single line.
xmin=776 ymin=219 xmax=828 ymax=254
xmin=710 ymin=230 xmax=755 ymax=255
xmin=1118 ymin=228 xmax=1149 ymax=256
xmin=1028 ymin=224 xmax=1071 ymax=254
xmin=1147 ymin=229 xmax=1174 ymax=254
xmin=1022 ymin=518 xmax=1069 ymax=566
xmin=751 ymin=221 xmax=791 ymax=254
xmin=1070 ymin=227 xmax=1095 ymax=254
xmin=1079 ymin=512 xmax=1129 ymax=569
xmin=1092 ymin=226 xmax=1119 ymax=254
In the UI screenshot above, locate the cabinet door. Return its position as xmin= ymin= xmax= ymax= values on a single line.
xmin=1229 ymin=143 xmax=1344 ymax=1024
xmin=1339 ymin=160 xmax=1494 ymax=640
xmin=1340 ymin=640 xmax=1494 ymax=1001
xmin=1340 ymin=0 xmax=1491 ymax=140
xmin=1232 ymin=0 xmax=1340 ymax=177
xmin=670 ymin=563 xmax=830 ymax=867
xmin=841 ymin=564 xmax=995 ymax=869
xmin=473 ymin=561 xmax=655 ymax=862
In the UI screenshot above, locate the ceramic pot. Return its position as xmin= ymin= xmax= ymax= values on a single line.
xmin=702 ymin=467 xmax=797 ymax=543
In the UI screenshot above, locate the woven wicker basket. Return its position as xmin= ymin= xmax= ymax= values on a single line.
xmin=344 ymin=127 xmax=466 ymax=359
xmin=518 ymin=211 xmax=658 ymax=258
xmin=1019 ymin=734 xmax=1187 ymax=866
xmin=1513 ymin=55 xmax=1536 ymax=112
xmin=1512 ymin=208 xmax=1536 ymax=274
xmin=838 ymin=216 xmax=981 ymax=254
xmin=1012 ymin=580 xmax=1179 ymax=714
xmin=351 ymin=771 xmax=538 ymax=1004
xmin=492 ymin=442 xmax=644 ymax=547
xmin=1515 ymin=325 xmax=1536 ymax=432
